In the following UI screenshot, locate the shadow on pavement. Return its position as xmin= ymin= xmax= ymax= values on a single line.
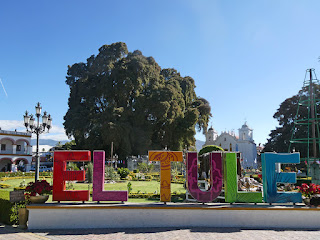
xmin=27 ymin=227 xmax=320 ymax=236
xmin=2 ymin=224 xmax=320 ymax=236
xmin=0 ymin=224 xmax=25 ymax=234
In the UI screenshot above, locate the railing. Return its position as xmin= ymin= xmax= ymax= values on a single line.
xmin=0 ymin=130 xmax=31 ymax=137
xmin=0 ymin=149 xmax=31 ymax=155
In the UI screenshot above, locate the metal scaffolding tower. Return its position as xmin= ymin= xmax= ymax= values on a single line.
xmin=288 ymin=69 xmax=320 ymax=178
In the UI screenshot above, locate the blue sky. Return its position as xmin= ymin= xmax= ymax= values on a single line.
xmin=1 ymin=0 xmax=320 ymax=145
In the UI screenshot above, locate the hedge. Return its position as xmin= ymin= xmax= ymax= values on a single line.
xmin=0 ymin=172 xmax=52 ymax=178
xmin=128 ymin=192 xmax=185 ymax=202
xmin=0 ymin=183 xmax=11 ymax=189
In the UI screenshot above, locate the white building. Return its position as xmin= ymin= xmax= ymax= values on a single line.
xmin=203 ymin=122 xmax=257 ymax=169
xmin=0 ymin=129 xmax=32 ymax=172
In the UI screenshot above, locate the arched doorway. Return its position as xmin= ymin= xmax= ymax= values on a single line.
xmin=14 ymin=158 xmax=28 ymax=172
xmin=0 ymin=158 xmax=12 ymax=172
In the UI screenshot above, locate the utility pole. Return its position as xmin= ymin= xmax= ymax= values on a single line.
xmin=111 ymin=141 xmax=113 ymax=167
xmin=310 ymin=70 xmax=317 ymax=160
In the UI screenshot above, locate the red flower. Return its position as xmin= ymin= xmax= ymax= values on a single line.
xmin=298 ymin=183 xmax=320 ymax=198
xmin=25 ymin=180 xmax=53 ymax=196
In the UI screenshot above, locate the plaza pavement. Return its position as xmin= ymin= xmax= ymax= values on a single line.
xmin=1 ymin=225 xmax=320 ymax=240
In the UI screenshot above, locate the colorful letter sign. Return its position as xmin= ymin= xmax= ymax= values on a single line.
xmin=148 ymin=151 xmax=183 ymax=202
xmin=53 ymin=151 xmax=91 ymax=201
xmin=92 ymin=151 xmax=128 ymax=201
xmin=261 ymin=153 xmax=302 ymax=203
xmin=224 ymin=152 xmax=262 ymax=203
xmin=187 ymin=152 xmax=223 ymax=203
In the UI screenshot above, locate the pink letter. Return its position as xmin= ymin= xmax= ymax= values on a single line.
xmin=187 ymin=152 xmax=223 ymax=202
xmin=92 ymin=151 xmax=128 ymax=201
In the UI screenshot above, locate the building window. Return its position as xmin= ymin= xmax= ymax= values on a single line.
xmin=224 ymin=138 xmax=226 ymax=141
xmin=17 ymin=145 xmax=21 ymax=151
xmin=230 ymin=143 xmax=232 ymax=151
xmin=1 ymin=144 xmax=5 ymax=151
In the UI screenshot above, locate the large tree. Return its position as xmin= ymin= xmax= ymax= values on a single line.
xmin=264 ymin=84 xmax=320 ymax=158
xmin=64 ymin=42 xmax=211 ymax=159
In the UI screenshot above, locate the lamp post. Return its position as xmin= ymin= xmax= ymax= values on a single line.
xmin=24 ymin=102 xmax=52 ymax=181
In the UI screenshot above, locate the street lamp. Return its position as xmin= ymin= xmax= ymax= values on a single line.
xmin=24 ymin=102 xmax=52 ymax=181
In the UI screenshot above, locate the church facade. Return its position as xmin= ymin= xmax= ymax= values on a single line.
xmin=203 ymin=122 xmax=257 ymax=169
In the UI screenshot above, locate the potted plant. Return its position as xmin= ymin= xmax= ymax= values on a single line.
xmin=298 ymin=183 xmax=320 ymax=206
xmin=25 ymin=180 xmax=53 ymax=204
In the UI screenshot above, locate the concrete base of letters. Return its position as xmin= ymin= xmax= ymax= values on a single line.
xmin=27 ymin=202 xmax=320 ymax=230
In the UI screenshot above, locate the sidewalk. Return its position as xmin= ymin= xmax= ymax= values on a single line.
xmin=1 ymin=225 xmax=320 ymax=240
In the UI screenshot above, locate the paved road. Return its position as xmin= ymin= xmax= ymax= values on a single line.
xmin=1 ymin=225 xmax=320 ymax=240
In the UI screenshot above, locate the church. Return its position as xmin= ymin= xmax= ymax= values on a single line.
xmin=203 ymin=122 xmax=257 ymax=169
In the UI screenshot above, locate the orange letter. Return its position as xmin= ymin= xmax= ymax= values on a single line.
xmin=148 ymin=151 xmax=183 ymax=202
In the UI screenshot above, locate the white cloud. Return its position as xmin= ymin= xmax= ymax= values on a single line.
xmin=0 ymin=120 xmax=70 ymax=141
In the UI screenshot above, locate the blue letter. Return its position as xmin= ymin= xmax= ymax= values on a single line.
xmin=262 ymin=153 xmax=302 ymax=203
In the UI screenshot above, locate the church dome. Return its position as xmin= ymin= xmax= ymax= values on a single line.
xmin=241 ymin=122 xmax=250 ymax=129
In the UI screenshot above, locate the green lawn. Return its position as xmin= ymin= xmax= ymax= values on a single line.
xmin=0 ymin=178 xmax=186 ymax=203
xmin=69 ymin=180 xmax=185 ymax=194
xmin=0 ymin=177 xmax=53 ymax=192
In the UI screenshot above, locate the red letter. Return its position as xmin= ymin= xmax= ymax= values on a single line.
xmin=53 ymin=151 xmax=90 ymax=201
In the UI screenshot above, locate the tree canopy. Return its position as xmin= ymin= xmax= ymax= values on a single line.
xmin=264 ymin=84 xmax=320 ymax=158
xmin=64 ymin=42 xmax=211 ymax=159
xmin=199 ymin=145 xmax=224 ymax=155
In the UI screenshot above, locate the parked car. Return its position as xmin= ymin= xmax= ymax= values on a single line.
xmin=30 ymin=166 xmax=50 ymax=172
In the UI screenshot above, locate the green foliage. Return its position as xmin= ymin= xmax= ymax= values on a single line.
xmin=64 ymin=42 xmax=212 ymax=159
xmin=86 ymin=162 xmax=93 ymax=183
xmin=171 ymin=168 xmax=179 ymax=180
xmin=117 ymin=168 xmax=130 ymax=179
xmin=105 ymin=166 xmax=120 ymax=180
xmin=63 ymin=140 xmax=77 ymax=150
xmin=0 ymin=198 xmax=26 ymax=225
xmin=128 ymin=192 xmax=185 ymax=202
xmin=199 ymin=145 xmax=224 ymax=155
xmin=127 ymin=182 xmax=132 ymax=193
xmin=264 ymin=85 xmax=320 ymax=158
xmin=0 ymin=183 xmax=11 ymax=189
xmin=0 ymin=190 xmax=9 ymax=200
xmin=137 ymin=162 xmax=154 ymax=173
xmin=66 ymin=181 xmax=75 ymax=190
xmin=0 ymin=172 xmax=52 ymax=178
xmin=67 ymin=162 xmax=79 ymax=171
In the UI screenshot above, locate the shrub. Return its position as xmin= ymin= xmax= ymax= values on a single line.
xmin=117 ymin=168 xmax=130 ymax=179
xmin=105 ymin=166 xmax=120 ymax=180
xmin=0 ymin=183 xmax=11 ymax=189
xmin=127 ymin=182 xmax=132 ymax=193
xmin=86 ymin=162 xmax=93 ymax=183
xmin=67 ymin=162 xmax=79 ymax=171
xmin=0 ymin=198 xmax=26 ymax=225
xmin=137 ymin=163 xmax=154 ymax=173
xmin=199 ymin=145 xmax=224 ymax=155
xmin=145 ymin=174 xmax=153 ymax=180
